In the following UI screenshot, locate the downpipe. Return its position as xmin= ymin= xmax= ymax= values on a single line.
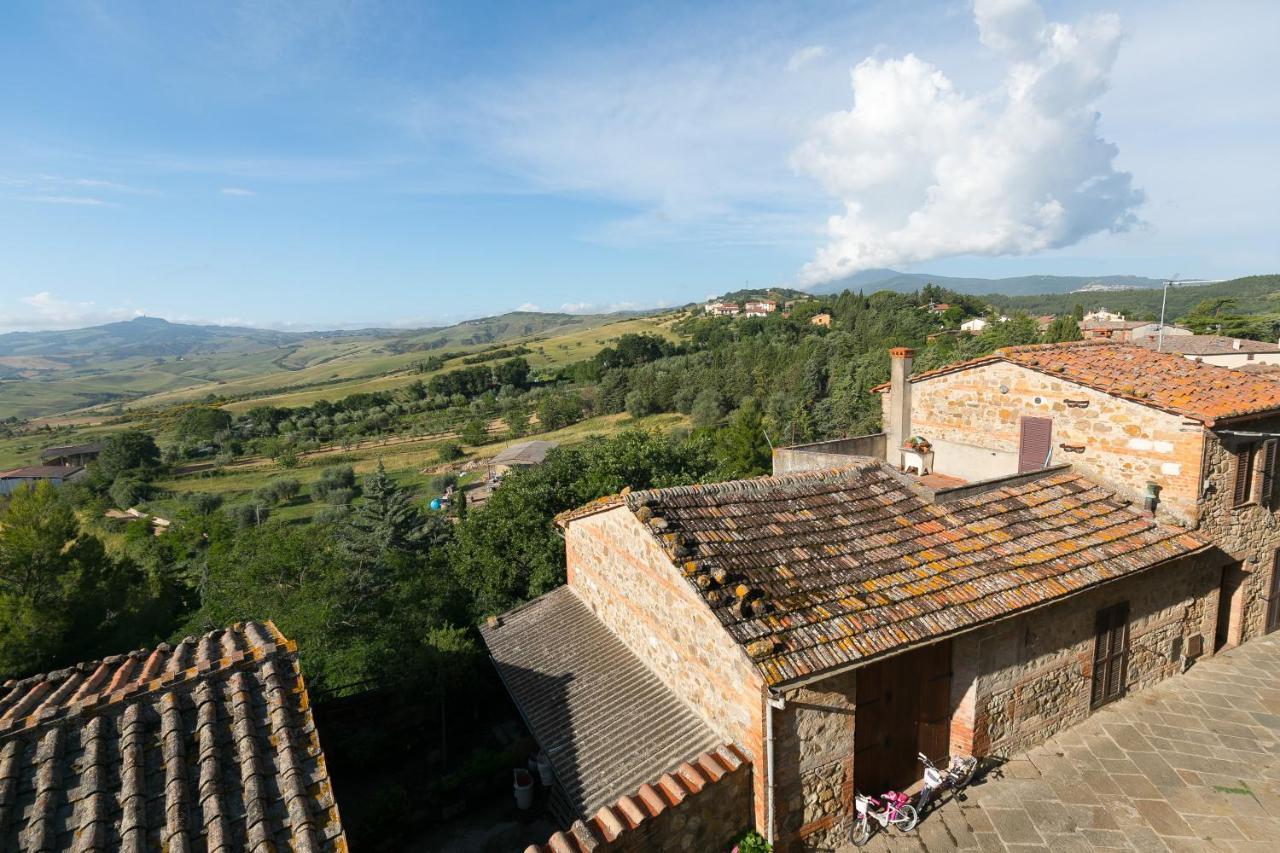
xmin=765 ymin=692 xmax=786 ymax=843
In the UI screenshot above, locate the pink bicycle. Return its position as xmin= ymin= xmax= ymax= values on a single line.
xmin=851 ymin=789 xmax=918 ymax=846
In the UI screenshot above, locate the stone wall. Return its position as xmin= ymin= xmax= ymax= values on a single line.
xmin=565 ymin=507 xmax=769 ymax=827
xmin=772 ymin=434 xmax=887 ymax=475
xmin=960 ymin=552 xmax=1217 ymax=757
xmin=772 ymin=671 xmax=856 ymax=852
xmin=525 ymin=744 xmax=753 ymax=853
xmin=1197 ymin=419 xmax=1280 ymax=643
xmin=893 ymin=361 xmax=1206 ymax=525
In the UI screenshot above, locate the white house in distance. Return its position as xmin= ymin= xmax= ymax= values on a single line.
xmin=960 ymin=316 xmax=1008 ymax=333
xmin=1083 ymin=308 xmax=1126 ymax=322
xmin=1133 ymin=333 xmax=1280 ymax=368
xmin=743 ymin=300 xmax=777 ymax=317
xmin=704 ymin=301 xmax=740 ymax=317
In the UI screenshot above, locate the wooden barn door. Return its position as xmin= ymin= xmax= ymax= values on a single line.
xmin=855 ymin=640 xmax=953 ymax=794
xmin=1091 ymin=603 xmax=1129 ymax=709
xmin=1018 ymin=416 xmax=1053 ymax=473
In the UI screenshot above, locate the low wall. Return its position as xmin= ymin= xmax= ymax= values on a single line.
xmin=524 ymin=744 xmax=752 ymax=853
xmin=773 ymin=434 xmax=887 ymax=474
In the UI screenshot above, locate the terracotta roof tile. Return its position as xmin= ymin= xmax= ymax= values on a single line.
xmin=0 ymin=622 xmax=347 ymax=851
xmin=618 ymin=460 xmax=1207 ymax=687
xmin=873 ymin=341 xmax=1280 ymax=424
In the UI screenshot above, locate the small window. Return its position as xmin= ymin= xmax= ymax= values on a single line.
xmin=1233 ymin=444 xmax=1256 ymax=507
xmin=1261 ymin=440 xmax=1279 ymax=509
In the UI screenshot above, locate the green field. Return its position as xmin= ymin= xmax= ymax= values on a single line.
xmin=0 ymin=310 xmax=678 ymax=420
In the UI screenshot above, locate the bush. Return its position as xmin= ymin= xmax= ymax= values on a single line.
xmin=437 ymin=441 xmax=465 ymax=463
xmin=227 ymin=502 xmax=270 ymax=528
xmin=109 ymin=477 xmax=149 ymax=510
xmin=312 ymin=465 xmax=356 ymax=504
xmin=183 ymin=492 xmax=224 ymax=515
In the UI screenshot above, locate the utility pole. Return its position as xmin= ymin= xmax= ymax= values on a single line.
xmin=1158 ymin=274 xmax=1179 ymax=353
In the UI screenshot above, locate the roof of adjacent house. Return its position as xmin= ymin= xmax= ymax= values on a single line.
xmin=480 ymin=586 xmax=722 ymax=819
xmin=618 ymin=461 xmax=1206 ymax=687
xmin=874 ymin=341 xmax=1280 ymax=425
xmin=1131 ymin=334 xmax=1280 ymax=356
xmin=39 ymin=442 xmax=104 ymax=461
xmin=0 ymin=622 xmax=347 ymax=852
xmin=491 ymin=439 xmax=559 ymax=467
xmin=0 ymin=465 xmax=84 ymax=479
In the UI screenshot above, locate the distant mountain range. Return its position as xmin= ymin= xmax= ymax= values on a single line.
xmin=808 ymin=268 xmax=1167 ymax=297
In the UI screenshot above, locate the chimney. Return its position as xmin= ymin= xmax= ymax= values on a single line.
xmin=887 ymin=347 xmax=914 ymax=461
xmin=1143 ymin=482 xmax=1161 ymax=515
xmin=1233 ymin=338 xmax=1242 ymax=350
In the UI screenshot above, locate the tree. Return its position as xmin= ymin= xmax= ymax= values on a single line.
xmin=715 ymin=398 xmax=772 ymax=477
xmin=461 ymin=418 xmax=488 ymax=446
xmin=174 ymin=406 xmax=232 ymax=443
xmin=0 ymin=483 xmax=138 ymax=677
xmin=1043 ymin=315 xmax=1082 ymax=343
xmin=536 ymin=393 xmax=582 ymax=432
xmin=493 ymin=357 xmax=531 ymax=390
xmin=437 ymin=441 xmax=465 ymax=463
xmin=690 ymin=389 xmax=726 ymax=428
xmin=97 ymin=430 xmax=161 ymax=482
xmin=338 ymin=463 xmax=437 ymax=586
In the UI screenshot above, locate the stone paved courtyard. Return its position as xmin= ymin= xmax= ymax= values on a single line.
xmin=842 ymin=632 xmax=1280 ymax=852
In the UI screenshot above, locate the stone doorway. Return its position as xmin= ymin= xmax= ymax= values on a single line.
xmin=1215 ymin=562 xmax=1244 ymax=651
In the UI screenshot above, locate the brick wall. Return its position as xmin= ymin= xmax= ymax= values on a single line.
xmin=772 ymin=671 xmax=855 ymax=852
xmin=895 ymin=362 xmax=1205 ymax=524
xmin=959 ymin=552 xmax=1217 ymax=757
xmin=525 ymin=744 xmax=752 ymax=853
xmin=565 ymin=507 xmax=769 ymax=828
xmin=1198 ymin=419 xmax=1280 ymax=643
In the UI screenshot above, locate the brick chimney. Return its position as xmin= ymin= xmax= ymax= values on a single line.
xmin=887 ymin=347 xmax=914 ymax=459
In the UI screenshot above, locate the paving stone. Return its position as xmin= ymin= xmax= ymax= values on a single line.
xmin=985 ymin=809 xmax=1042 ymax=846
xmin=1131 ymin=799 xmax=1197 ymax=838
xmin=1079 ymin=828 xmax=1132 ymax=848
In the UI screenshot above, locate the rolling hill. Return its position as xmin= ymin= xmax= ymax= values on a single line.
xmin=808 ymin=268 xmax=1166 ymax=296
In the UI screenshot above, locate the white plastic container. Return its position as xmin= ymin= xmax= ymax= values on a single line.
xmin=535 ymin=753 xmax=554 ymax=786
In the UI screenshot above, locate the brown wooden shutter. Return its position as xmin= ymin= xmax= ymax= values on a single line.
xmin=1091 ymin=603 xmax=1129 ymax=709
xmin=1233 ymin=445 xmax=1254 ymax=506
xmin=916 ymin=640 xmax=953 ymax=762
xmin=1261 ymin=440 xmax=1278 ymax=508
xmin=1018 ymin=416 xmax=1053 ymax=473
xmin=1268 ymin=550 xmax=1280 ymax=634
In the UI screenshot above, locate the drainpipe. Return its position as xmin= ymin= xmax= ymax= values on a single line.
xmin=887 ymin=347 xmax=915 ymax=465
xmin=765 ymin=692 xmax=786 ymax=843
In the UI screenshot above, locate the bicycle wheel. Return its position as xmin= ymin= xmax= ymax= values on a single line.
xmin=851 ymin=817 xmax=873 ymax=846
xmin=893 ymin=804 xmax=919 ymax=833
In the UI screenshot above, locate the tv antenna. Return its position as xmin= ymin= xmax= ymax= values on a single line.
xmin=1156 ymin=274 xmax=1210 ymax=352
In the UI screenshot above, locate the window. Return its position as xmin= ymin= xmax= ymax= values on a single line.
xmin=1268 ymin=550 xmax=1280 ymax=634
xmin=1233 ymin=444 xmax=1256 ymax=507
xmin=1018 ymin=416 xmax=1053 ymax=474
xmin=1261 ymin=440 xmax=1279 ymax=508
xmin=1237 ymin=440 xmax=1280 ymax=509
xmin=1091 ymin=602 xmax=1130 ymax=709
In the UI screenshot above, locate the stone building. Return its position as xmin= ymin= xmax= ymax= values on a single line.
xmin=865 ymin=340 xmax=1280 ymax=646
xmin=486 ymin=456 xmax=1215 ymax=851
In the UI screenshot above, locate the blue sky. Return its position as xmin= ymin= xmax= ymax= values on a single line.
xmin=0 ymin=0 xmax=1276 ymax=331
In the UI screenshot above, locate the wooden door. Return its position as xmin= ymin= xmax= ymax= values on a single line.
xmin=854 ymin=641 xmax=952 ymax=793
xmin=1268 ymin=553 xmax=1280 ymax=634
xmin=1091 ymin=603 xmax=1129 ymax=709
xmin=1216 ymin=563 xmax=1243 ymax=650
xmin=1018 ymin=416 xmax=1053 ymax=473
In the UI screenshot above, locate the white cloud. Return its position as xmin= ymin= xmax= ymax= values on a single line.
xmin=220 ymin=187 xmax=256 ymax=196
xmin=516 ymin=302 xmax=542 ymax=312
xmin=793 ymin=0 xmax=1142 ymax=285
xmin=787 ymin=45 xmax=828 ymax=72
xmin=2 ymin=292 xmax=144 ymax=332
xmin=13 ymin=195 xmax=112 ymax=207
